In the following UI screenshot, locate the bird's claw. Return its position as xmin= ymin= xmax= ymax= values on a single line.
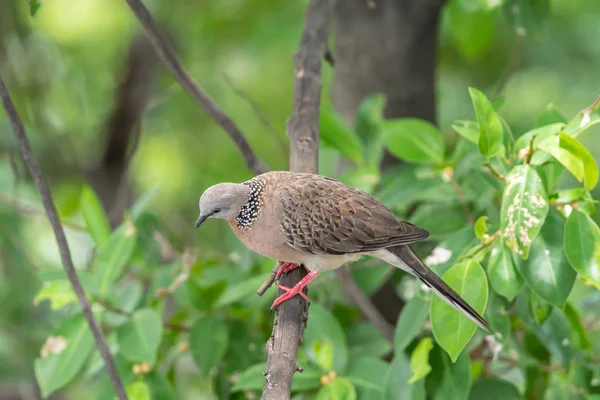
xmin=275 ymin=262 xmax=300 ymax=280
xmin=270 ymin=284 xmax=310 ymax=309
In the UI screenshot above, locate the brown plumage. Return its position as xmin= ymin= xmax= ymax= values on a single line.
xmin=196 ymin=171 xmax=491 ymax=332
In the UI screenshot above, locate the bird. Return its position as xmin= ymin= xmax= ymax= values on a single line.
xmin=195 ymin=171 xmax=491 ymax=332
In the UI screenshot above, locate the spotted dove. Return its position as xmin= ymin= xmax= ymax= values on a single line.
xmin=195 ymin=171 xmax=491 ymax=332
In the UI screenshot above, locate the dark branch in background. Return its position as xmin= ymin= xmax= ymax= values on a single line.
xmin=262 ymin=1 xmax=336 ymax=398
xmin=86 ymin=34 xmax=158 ymax=226
xmin=0 ymin=74 xmax=128 ymax=400
xmin=332 ymin=0 xmax=446 ymax=326
xmin=335 ymin=268 xmax=394 ymax=343
xmin=123 ymin=0 xmax=268 ymax=176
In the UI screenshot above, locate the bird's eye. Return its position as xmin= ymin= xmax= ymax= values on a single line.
xmin=214 ymin=208 xmax=221 ymax=214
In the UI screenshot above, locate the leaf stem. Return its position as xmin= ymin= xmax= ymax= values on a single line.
xmin=483 ymin=162 xmax=506 ymax=181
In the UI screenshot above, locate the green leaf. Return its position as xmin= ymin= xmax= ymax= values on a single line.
xmin=535 ymin=309 xmax=572 ymax=371
xmin=452 ymin=120 xmax=480 ymax=144
xmin=409 ymin=337 xmax=433 ymax=383
xmin=214 ymin=275 xmax=268 ymax=307
xmin=487 ymin=241 xmax=523 ymax=301
xmin=339 ymin=165 xmax=380 ymax=194
xmin=145 ymin=372 xmax=177 ymax=400
xmin=317 ymin=377 xmax=357 ymax=400
xmin=564 ymin=210 xmax=600 ymax=288
xmin=474 ymin=216 xmax=489 ymax=240
xmin=292 ymin=364 xmax=323 ymax=392
xmin=346 ymin=322 xmax=392 ymax=359
xmin=383 ymin=355 xmax=415 ymax=400
xmin=355 ymin=94 xmax=386 ymax=167
xmin=469 ymin=378 xmax=522 ymax=399
xmin=94 ymin=221 xmax=137 ymax=296
xmin=563 ymin=302 xmax=592 ymax=351
xmin=394 ymin=296 xmax=429 ymax=353
xmin=558 ymin=133 xmax=598 ymax=191
xmin=535 ymin=104 xmax=566 ymax=127
xmin=431 ymin=260 xmax=489 ymax=362
xmin=383 ymin=118 xmax=445 ymax=164
xmin=122 ymin=381 xmax=151 ymax=400
xmin=320 ymin=107 xmax=365 ymax=165
xmin=485 ymin=292 xmax=511 ymax=340
xmin=468 ymin=87 xmax=504 ymax=157
xmin=514 ymin=123 xmax=565 ymax=155
xmin=304 ymin=304 xmax=349 ymax=373
xmin=29 ymin=0 xmax=41 ymax=16
xmin=80 ymin=186 xmax=111 ymax=247
xmin=34 ymin=280 xmax=78 ymax=310
xmin=232 ymin=362 xmax=322 ymax=393
xmin=449 ymin=4 xmax=495 ymax=62
xmin=515 ymin=211 xmax=576 ymax=307
xmin=530 ymin=290 xmax=552 ymax=326
xmin=346 ymin=357 xmax=387 ymax=399
xmin=231 ymin=363 xmax=265 ymax=392
xmin=313 ymin=340 xmax=334 ymax=371
xmin=117 ymin=308 xmax=162 ymax=364
xmin=189 ymin=316 xmax=229 ymax=375
xmin=500 ymin=165 xmax=549 ymax=259
xmin=426 ymin=345 xmax=471 ymax=400
xmin=34 ymin=314 xmax=95 ymax=398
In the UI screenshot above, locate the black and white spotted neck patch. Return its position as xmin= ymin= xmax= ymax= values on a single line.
xmin=236 ymin=178 xmax=265 ymax=229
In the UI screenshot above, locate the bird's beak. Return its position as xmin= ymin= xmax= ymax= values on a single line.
xmin=195 ymin=214 xmax=208 ymax=228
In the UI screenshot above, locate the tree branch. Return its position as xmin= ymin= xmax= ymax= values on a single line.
xmin=0 ymin=74 xmax=128 ymax=399
xmin=123 ymin=0 xmax=268 ymax=175
xmin=335 ymin=268 xmax=394 ymax=343
xmin=262 ymin=1 xmax=336 ymax=399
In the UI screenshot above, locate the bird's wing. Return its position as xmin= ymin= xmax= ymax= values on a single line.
xmin=276 ymin=174 xmax=429 ymax=255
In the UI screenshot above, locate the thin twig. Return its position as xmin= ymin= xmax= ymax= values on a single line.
xmin=256 ymin=262 xmax=281 ymax=296
xmin=0 ymin=194 xmax=87 ymax=231
xmin=262 ymin=1 xmax=337 ymax=399
xmin=0 ymin=73 xmax=128 ymax=399
xmin=483 ymin=162 xmax=506 ymax=181
xmin=525 ymin=135 xmax=535 ymax=164
xmin=335 ymin=267 xmax=394 ymax=343
xmin=449 ymin=179 xmax=474 ymax=225
xmin=123 ymin=0 xmax=268 ymax=175
xmin=222 ymin=74 xmax=289 ymax=156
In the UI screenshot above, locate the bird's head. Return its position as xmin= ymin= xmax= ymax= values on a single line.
xmin=195 ymin=182 xmax=250 ymax=228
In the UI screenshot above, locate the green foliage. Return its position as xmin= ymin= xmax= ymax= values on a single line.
xmin=431 ymin=259 xmax=489 ymax=362
xmin=384 ymin=119 xmax=445 ymax=164
xmin=3 ymin=2 xmax=600 ymax=399
xmin=117 ymin=308 xmax=163 ymax=365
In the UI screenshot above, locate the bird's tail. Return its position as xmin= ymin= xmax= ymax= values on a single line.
xmin=388 ymin=245 xmax=491 ymax=332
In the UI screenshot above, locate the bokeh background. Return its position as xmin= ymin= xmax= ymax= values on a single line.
xmin=1 ymin=0 xmax=600 ymax=399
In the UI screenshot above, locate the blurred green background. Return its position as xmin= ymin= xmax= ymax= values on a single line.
xmin=1 ymin=0 xmax=600 ymax=399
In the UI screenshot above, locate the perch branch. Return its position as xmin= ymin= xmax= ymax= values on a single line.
xmin=0 ymin=73 xmax=128 ymax=399
xmin=262 ymin=0 xmax=337 ymax=399
xmin=123 ymin=0 xmax=268 ymax=175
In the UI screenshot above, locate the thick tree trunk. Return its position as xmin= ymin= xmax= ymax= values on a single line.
xmin=331 ymin=0 xmax=445 ymax=323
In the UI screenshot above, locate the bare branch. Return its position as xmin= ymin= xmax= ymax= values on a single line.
xmin=0 ymin=73 xmax=128 ymax=399
xmin=123 ymin=0 xmax=268 ymax=175
xmin=335 ymin=268 xmax=394 ymax=343
xmin=262 ymin=0 xmax=337 ymax=398
xmin=222 ymin=74 xmax=289 ymax=157
xmin=256 ymin=262 xmax=281 ymax=296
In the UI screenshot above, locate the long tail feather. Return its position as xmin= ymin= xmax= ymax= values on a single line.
xmin=387 ymin=245 xmax=491 ymax=332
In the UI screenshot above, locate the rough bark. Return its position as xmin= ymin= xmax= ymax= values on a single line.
xmin=331 ymin=0 xmax=446 ymax=322
xmin=262 ymin=0 xmax=336 ymax=398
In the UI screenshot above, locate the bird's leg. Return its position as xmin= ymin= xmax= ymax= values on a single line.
xmin=275 ymin=261 xmax=300 ymax=280
xmin=271 ymin=271 xmax=320 ymax=310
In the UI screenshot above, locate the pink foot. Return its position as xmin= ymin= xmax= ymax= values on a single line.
xmin=270 ymin=271 xmax=320 ymax=310
xmin=275 ymin=262 xmax=300 ymax=280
